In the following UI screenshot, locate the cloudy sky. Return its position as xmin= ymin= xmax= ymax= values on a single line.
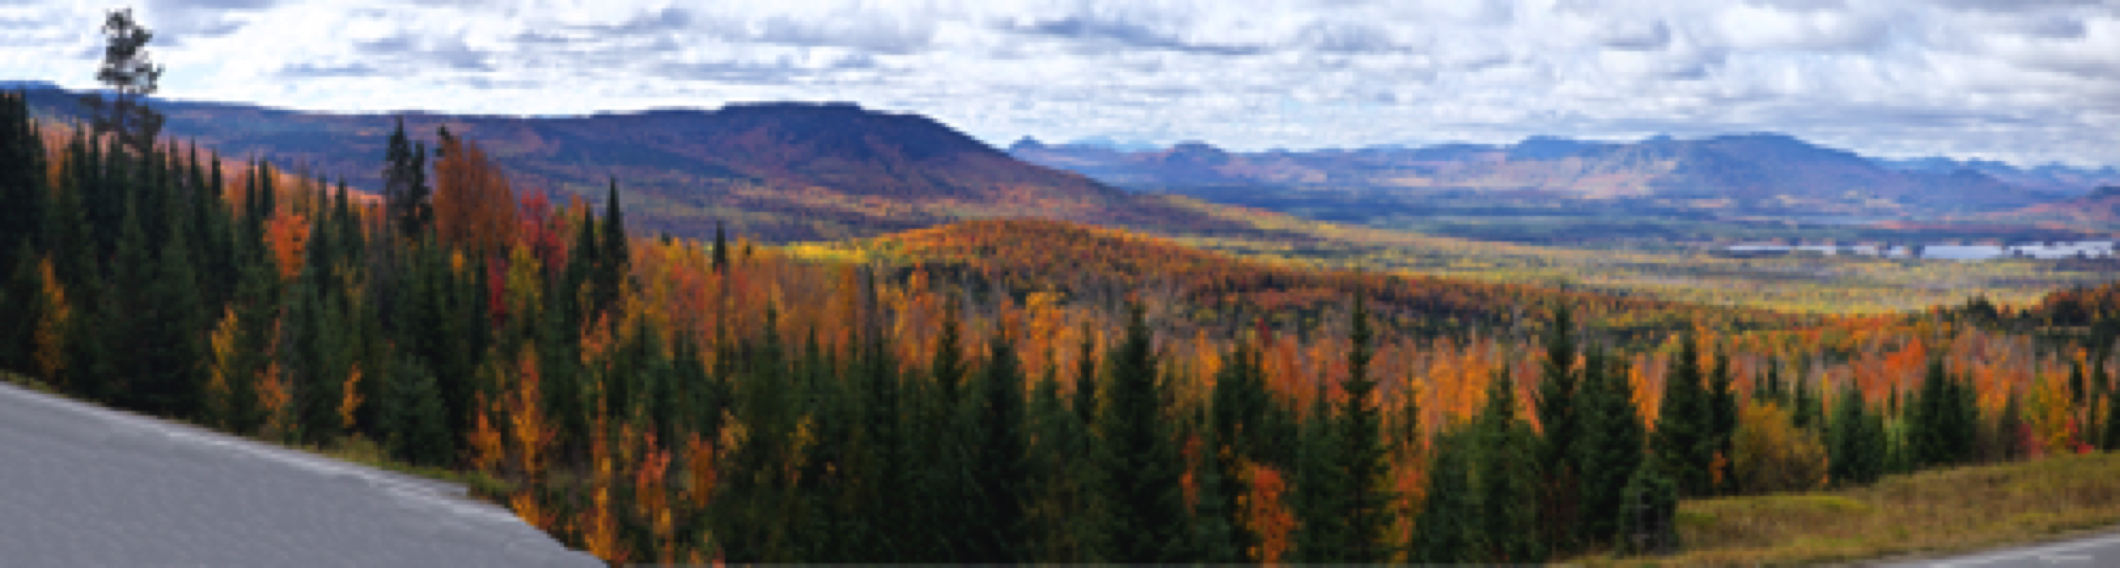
xmin=4 ymin=0 xmax=2119 ymax=166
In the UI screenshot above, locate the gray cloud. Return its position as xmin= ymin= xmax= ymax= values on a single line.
xmin=1602 ymin=21 xmax=1672 ymax=51
xmin=277 ymin=61 xmax=378 ymax=78
xmin=10 ymin=0 xmax=2120 ymax=167
xmin=999 ymin=15 xmax=1267 ymax=56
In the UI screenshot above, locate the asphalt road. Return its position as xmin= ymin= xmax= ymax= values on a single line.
xmin=1875 ymin=531 xmax=2120 ymax=567
xmin=0 ymin=380 xmax=603 ymax=567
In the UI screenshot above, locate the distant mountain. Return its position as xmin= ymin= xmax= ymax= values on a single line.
xmin=1012 ymin=132 xmax=2077 ymax=216
xmin=1874 ymin=156 xmax=2120 ymax=196
xmin=1992 ymin=185 xmax=2120 ymax=228
xmin=20 ymin=85 xmax=1238 ymax=242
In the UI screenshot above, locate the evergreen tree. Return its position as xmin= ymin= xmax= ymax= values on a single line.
xmin=711 ymin=222 xmax=728 ymax=274
xmin=1476 ymin=366 xmax=1545 ymax=563
xmin=1098 ymin=303 xmax=1188 ymax=563
xmin=380 ymin=353 xmax=451 ymax=466
xmin=1706 ymin=345 xmax=1739 ymax=495
xmin=1338 ymin=295 xmax=1395 ymax=562
xmin=966 ymin=328 xmax=1031 ymax=563
xmin=1534 ymin=304 xmax=1583 ymax=551
xmin=0 ymin=242 xmax=39 ymax=376
xmin=1410 ymin=428 xmax=1481 ymax=564
xmin=1291 ymin=378 xmax=1347 ymax=563
xmin=1828 ymin=382 xmax=1883 ymax=486
xmin=382 ymin=116 xmax=432 ymax=240
xmin=594 ymin=178 xmax=628 ymax=318
xmin=2000 ymin=385 xmax=2028 ymax=461
xmin=1615 ymin=451 xmax=1680 ymax=556
xmin=1792 ymin=373 xmax=1822 ymax=433
xmin=0 ymin=91 xmax=46 ymax=273
xmin=222 ymin=252 xmax=278 ymax=436
xmin=1190 ymin=406 xmax=1242 ymax=563
xmin=99 ymin=194 xmax=156 ymax=409
xmin=139 ymin=212 xmax=208 ymax=420
xmin=1574 ymin=346 xmax=1645 ymax=547
xmin=1653 ymin=332 xmax=1714 ymax=497
xmin=1206 ymin=337 xmax=1270 ymax=557
xmin=1072 ymin=321 xmax=1099 ymax=427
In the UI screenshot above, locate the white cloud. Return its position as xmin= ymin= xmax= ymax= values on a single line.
xmin=5 ymin=0 xmax=2120 ymax=166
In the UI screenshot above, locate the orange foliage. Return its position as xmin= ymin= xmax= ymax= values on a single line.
xmin=433 ymin=136 xmax=520 ymax=254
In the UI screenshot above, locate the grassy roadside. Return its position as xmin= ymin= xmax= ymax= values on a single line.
xmin=0 ymin=369 xmax=516 ymax=508
xmin=1582 ymin=451 xmax=2120 ymax=566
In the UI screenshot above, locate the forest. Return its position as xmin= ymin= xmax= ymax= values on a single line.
xmin=6 ymin=89 xmax=2120 ymax=564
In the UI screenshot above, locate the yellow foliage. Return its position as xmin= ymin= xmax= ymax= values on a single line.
xmin=32 ymin=258 xmax=69 ymax=383
xmin=338 ymin=365 xmax=363 ymax=432
xmin=1733 ymin=402 xmax=1829 ymax=494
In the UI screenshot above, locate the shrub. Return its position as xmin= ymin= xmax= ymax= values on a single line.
xmin=1733 ymin=402 xmax=1828 ymax=495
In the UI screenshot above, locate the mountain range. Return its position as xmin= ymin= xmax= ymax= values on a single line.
xmin=17 ymin=79 xmax=2119 ymax=242
xmin=1010 ymin=134 xmax=2120 ymax=218
xmin=13 ymin=83 xmax=1232 ymax=242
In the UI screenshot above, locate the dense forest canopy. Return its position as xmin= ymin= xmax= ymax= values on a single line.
xmin=4 ymin=89 xmax=2120 ymax=563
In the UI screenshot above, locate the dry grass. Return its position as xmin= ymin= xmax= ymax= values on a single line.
xmin=1582 ymin=452 xmax=2120 ymax=566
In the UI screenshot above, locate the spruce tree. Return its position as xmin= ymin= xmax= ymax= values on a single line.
xmin=380 ymin=353 xmax=451 ymax=466
xmin=1072 ymin=321 xmax=1099 ymax=427
xmin=222 ymin=252 xmax=278 ymax=436
xmin=382 ymin=116 xmax=432 ymax=240
xmin=0 ymin=242 xmax=39 ymax=376
xmin=2000 ymin=385 xmax=2028 ymax=461
xmin=139 ymin=214 xmax=208 ymax=420
xmin=1828 ymin=381 xmax=1873 ymax=486
xmin=1574 ymin=346 xmax=1645 ymax=547
xmin=1616 ymin=451 xmax=1680 ymax=556
xmin=595 ymin=178 xmax=628 ymax=318
xmin=1706 ymin=345 xmax=1739 ymax=495
xmin=1206 ymin=338 xmax=1269 ymax=557
xmin=97 ymin=194 xmax=154 ymax=408
xmin=1534 ymin=304 xmax=1582 ymax=551
xmin=1190 ymin=407 xmax=1242 ymax=563
xmin=1653 ymin=332 xmax=1714 ymax=497
xmin=711 ymin=222 xmax=728 ymax=274
xmin=0 ymin=91 xmax=46 ymax=273
xmin=1410 ymin=428 xmax=1481 ymax=564
xmin=1477 ymin=366 xmax=1545 ymax=563
xmin=967 ymin=329 xmax=1031 ymax=563
xmin=1292 ymin=379 xmax=1347 ymax=564
xmin=1339 ymin=295 xmax=1395 ymax=562
xmin=1098 ymin=303 xmax=1188 ymax=563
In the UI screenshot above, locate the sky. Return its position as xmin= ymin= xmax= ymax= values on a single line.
xmin=3 ymin=0 xmax=2119 ymax=167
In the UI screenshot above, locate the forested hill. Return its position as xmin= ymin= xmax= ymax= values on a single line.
xmin=834 ymin=218 xmax=1814 ymax=340
xmin=17 ymin=84 xmax=1238 ymax=242
xmin=1011 ymin=134 xmax=2078 ymax=216
xmin=9 ymin=89 xmax=2120 ymax=566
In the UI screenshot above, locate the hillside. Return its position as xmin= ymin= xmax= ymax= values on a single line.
xmin=17 ymin=85 xmax=1237 ymax=242
xmin=1988 ymin=186 xmax=2120 ymax=229
xmin=817 ymin=218 xmax=1818 ymax=338
xmin=1010 ymin=134 xmax=2075 ymax=216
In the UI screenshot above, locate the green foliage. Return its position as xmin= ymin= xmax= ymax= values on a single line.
xmin=1616 ymin=450 xmax=1681 ymax=556
xmin=1338 ymin=294 xmax=1396 ymax=562
xmin=380 ymin=353 xmax=451 ymax=467
xmin=967 ymin=329 xmax=1031 ymax=562
xmin=1707 ymin=345 xmax=1740 ymax=495
xmin=1829 ymin=382 xmax=1884 ymax=487
xmin=1536 ymin=304 xmax=1583 ymax=549
xmin=1098 ymin=303 xmax=1189 ymax=563
xmin=1654 ymin=332 xmax=1715 ymax=497
xmin=1477 ymin=366 xmax=1546 ymax=563
xmin=1574 ymin=346 xmax=1645 ymax=547
xmin=1410 ymin=428 xmax=1481 ymax=564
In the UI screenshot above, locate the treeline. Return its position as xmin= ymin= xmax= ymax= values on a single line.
xmin=5 ymin=90 xmax=2120 ymax=564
